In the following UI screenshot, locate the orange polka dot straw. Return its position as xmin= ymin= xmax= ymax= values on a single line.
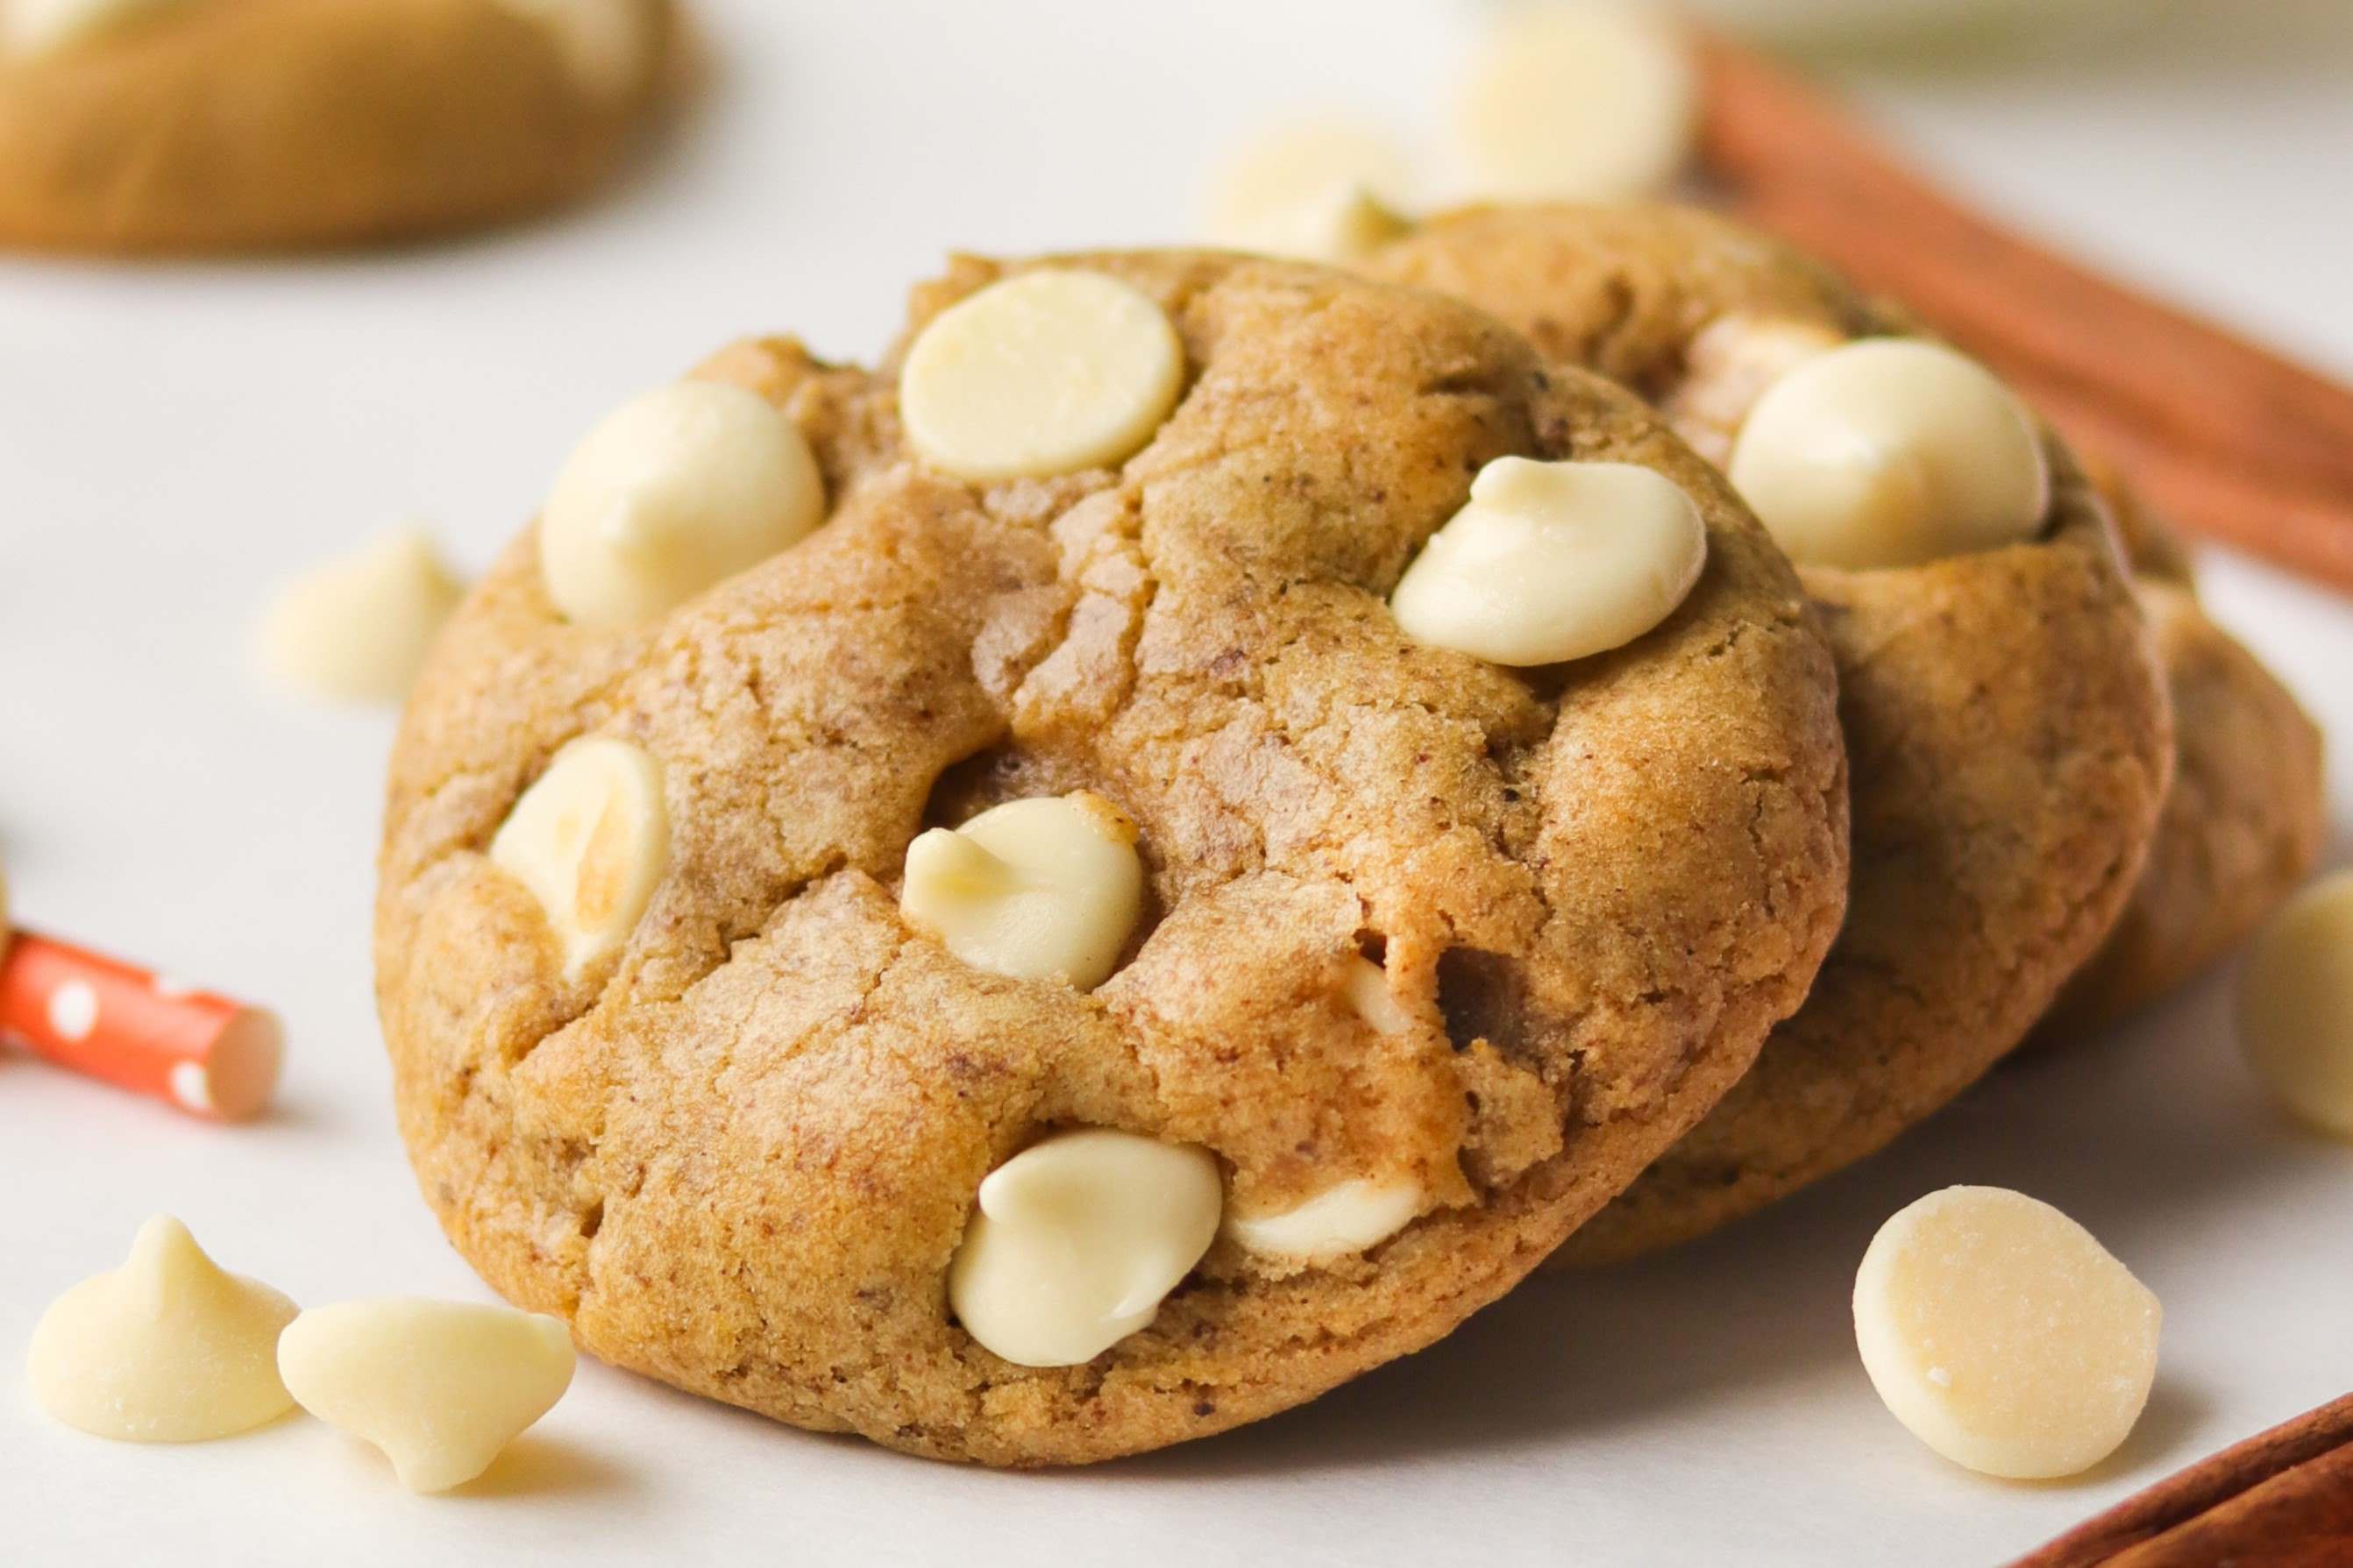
xmin=0 ymin=933 xmax=281 ymax=1121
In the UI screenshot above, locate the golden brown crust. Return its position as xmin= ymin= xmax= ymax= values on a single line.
xmin=1368 ymin=204 xmax=2174 ymax=1261
xmin=0 ymin=0 xmax=679 ymax=254
xmin=2043 ymin=575 xmax=2326 ymax=1034
xmin=376 ymin=252 xmax=1849 ymax=1463
xmin=2029 ymin=470 xmax=2327 ymax=1034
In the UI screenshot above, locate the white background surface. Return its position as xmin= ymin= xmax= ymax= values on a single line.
xmin=4 ymin=3 xmax=2350 ymax=1563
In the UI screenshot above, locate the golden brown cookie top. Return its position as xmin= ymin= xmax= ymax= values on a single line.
xmin=0 ymin=0 xmax=679 ymax=253
xmin=378 ymin=250 xmax=1849 ymax=1463
xmin=1371 ymin=203 xmax=1882 ymax=415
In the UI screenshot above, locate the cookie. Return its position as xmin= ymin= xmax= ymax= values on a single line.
xmin=2041 ymin=476 xmax=2326 ymax=1032
xmin=0 ymin=0 xmax=678 ymax=253
xmin=375 ymin=250 xmax=1849 ymax=1463
xmin=1365 ymin=204 xmax=2173 ymax=1261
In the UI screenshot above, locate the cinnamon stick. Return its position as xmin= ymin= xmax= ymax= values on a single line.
xmin=2008 ymin=1391 xmax=2353 ymax=1567
xmin=1695 ymin=34 xmax=2353 ymax=597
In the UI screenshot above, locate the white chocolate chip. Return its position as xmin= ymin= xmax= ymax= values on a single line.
xmin=2239 ymin=871 xmax=2353 ymax=1138
xmin=1341 ymin=954 xmax=1411 ymax=1036
xmin=491 ymin=0 xmax=650 ymax=99
xmin=1217 ymin=958 xmax=1429 ymax=1265
xmin=538 ymin=380 xmax=825 ymax=627
xmin=3 ymin=0 xmax=190 ymax=56
xmin=1455 ymin=1 xmax=1699 ymax=202
xmin=1390 ymin=457 xmax=1708 ymax=667
xmin=1660 ymin=315 xmax=1849 ymax=465
xmin=490 ymin=736 xmax=670 ymax=980
xmin=1728 ymin=338 xmax=2051 ymax=570
xmin=1205 ymin=117 xmax=1417 ymax=261
xmin=947 ymin=1129 xmax=1222 ymax=1368
xmin=899 ymin=792 xmax=1144 ymax=991
xmin=899 ymin=270 xmax=1184 ymax=482
xmin=1853 ymin=1186 xmax=2160 ymax=1479
xmin=26 ymin=1216 xmax=299 ymax=1443
xmin=277 ymin=1299 xmax=576 ymax=1493
xmin=1225 ymin=1178 xmax=1424 ymax=1266
xmin=255 ymin=527 xmax=467 ymax=706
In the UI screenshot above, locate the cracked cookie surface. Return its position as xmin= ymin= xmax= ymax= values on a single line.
xmin=375 ymin=250 xmax=1848 ymax=1463
xmin=1366 ymin=205 xmax=2175 ymax=1261
xmin=0 ymin=0 xmax=679 ymax=253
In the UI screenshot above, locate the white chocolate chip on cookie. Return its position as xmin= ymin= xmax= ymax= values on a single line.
xmin=899 ymin=792 xmax=1144 ymax=990
xmin=538 ymin=380 xmax=825 ymax=627
xmin=4 ymin=0 xmax=191 ymax=56
xmin=1660 ymin=315 xmax=1847 ymax=465
xmin=1341 ymin=954 xmax=1411 ymax=1036
xmin=1390 ymin=456 xmax=1708 ymax=667
xmin=492 ymin=0 xmax=651 ymax=99
xmin=2239 ymin=871 xmax=2353 ymax=1138
xmin=1854 ymin=1186 xmax=2160 ymax=1479
xmin=899 ymin=270 xmax=1184 ymax=481
xmin=490 ymin=736 xmax=670 ymax=980
xmin=1225 ymin=1178 xmax=1424 ymax=1266
xmin=255 ymin=526 xmax=466 ymax=706
xmin=1729 ymin=338 xmax=2051 ymax=571
xmin=1205 ymin=117 xmax=1417 ymax=262
xmin=26 ymin=1216 xmax=299 ymax=1443
xmin=948 ymin=1129 xmax=1222 ymax=1368
xmin=1455 ymin=1 xmax=1698 ymax=203
xmin=277 ymin=1299 xmax=576 ymax=1493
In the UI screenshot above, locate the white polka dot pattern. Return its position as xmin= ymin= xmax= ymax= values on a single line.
xmin=46 ymin=979 xmax=98 ymax=1041
xmin=167 ymin=1061 xmax=215 ymax=1114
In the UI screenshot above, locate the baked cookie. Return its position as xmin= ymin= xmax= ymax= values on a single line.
xmin=376 ymin=250 xmax=1850 ymax=1464
xmin=0 ymin=0 xmax=678 ymax=253
xmin=1365 ymin=204 xmax=2174 ymax=1262
xmin=2041 ymin=475 xmax=2327 ymax=1033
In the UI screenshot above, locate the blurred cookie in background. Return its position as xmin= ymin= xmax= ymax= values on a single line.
xmin=0 ymin=0 xmax=684 ymax=254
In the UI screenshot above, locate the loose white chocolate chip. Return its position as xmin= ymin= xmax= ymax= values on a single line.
xmin=1225 ymin=1178 xmax=1424 ymax=1266
xmin=4 ymin=0 xmax=189 ymax=55
xmin=1390 ymin=456 xmax=1708 ymax=667
xmin=255 ymin=526 xmax=467 ymax=706
xmin=1342 ymin=954 xmax=1411 ymax=1036
xmin=1728 ymin=337 xmax=2051 ymax=571
xmin=2239 ymin=872 xmax=2353 ymax=1138
xmin=1255 ymin=182 xmax=1415 ymax=266
xmin=947 ymin=1129 xmax=1222 ymax=1368
xmin=490 ymin=736 xmax=670 ymax=979
xmin=26 ymin=1216 xmax=298 ymax=1443
xmin=277 ymin=1299 xmax=576 ymax=1494
xmin=1854 ymin=1186 xmax=2160 ymax=1479
xmin=1205 ymin=117 xmax=1417 ymax=262
xmin=538 ymin=380 xmax=825 ymax=626
xmin=899 ymin=270 xmax=1184 ymax=482
xmin=492 ymin=0 xmax=650 ymax=99
xmin=899 ymin=792 xmax=1143 ymax=990
xmin=1455 ymin=1 xmax=1699 ymax=202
